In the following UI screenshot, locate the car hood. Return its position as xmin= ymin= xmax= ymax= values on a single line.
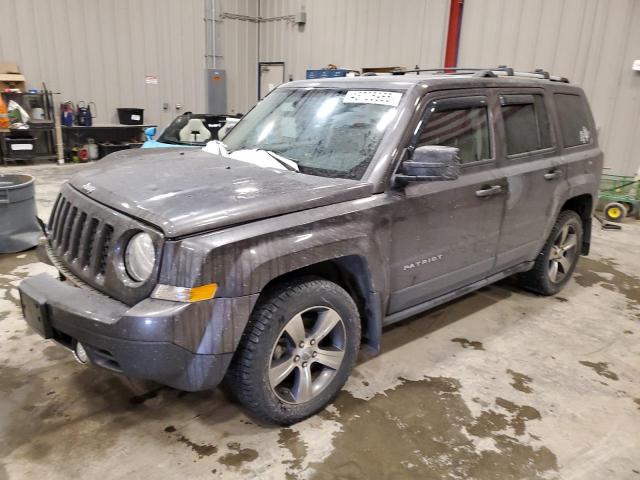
xmin=69 ymin=148 xmax=373 ymax=238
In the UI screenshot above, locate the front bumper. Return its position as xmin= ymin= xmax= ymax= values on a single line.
xmin=18 ymin=273 xmax=257 ymax=391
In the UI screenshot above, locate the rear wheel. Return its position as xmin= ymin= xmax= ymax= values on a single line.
xmin=604 ymin=202 xmax=627 ymax=222
xmin=517 ymin=210 xmax=583 ymax=295
xmin=226 ymin=277 xmax=360 ymax=425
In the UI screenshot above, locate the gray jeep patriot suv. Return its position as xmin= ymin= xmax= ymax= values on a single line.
xmin=19 ymin=68 xmax=602 ymax=424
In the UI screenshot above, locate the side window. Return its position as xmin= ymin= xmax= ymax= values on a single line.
xmin=500 ymin=94 xmax=552 ymax=156
xmin=416 ymin=98 xmax=491 ymax=164
xmin=555 ymin=93 xmax=593 ymax=147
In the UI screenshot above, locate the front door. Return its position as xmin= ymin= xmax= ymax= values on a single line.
xmin=387 ymin=92 xmax=506 ymax=314
xmin=492 ymin=89 xmax=565 ymax=271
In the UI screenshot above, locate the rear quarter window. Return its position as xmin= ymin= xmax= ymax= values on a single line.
xmin=555 ymin=93 xmax=593 ymax=148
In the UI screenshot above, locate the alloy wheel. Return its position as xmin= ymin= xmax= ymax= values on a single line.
xmin=548 ymin=223 xmax=578 ymax=283
xmin=268 ymin=306 xmax=346 ymax=404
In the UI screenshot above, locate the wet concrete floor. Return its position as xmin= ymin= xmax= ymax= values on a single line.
xmin=1 ymin=163 xmax=639 ymax=479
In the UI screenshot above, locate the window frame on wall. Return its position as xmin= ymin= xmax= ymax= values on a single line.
xmin=410 ymin=94 xmax=495 ymax=168
xmin=497 ymin=90 xmax=556 ymax=159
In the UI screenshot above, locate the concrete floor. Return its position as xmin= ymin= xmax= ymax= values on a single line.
xmin=1 ymin=163 xmax=639 ymax=480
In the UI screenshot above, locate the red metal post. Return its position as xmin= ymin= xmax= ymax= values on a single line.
xmin=444 ymin=0 xmax=465 ymax=68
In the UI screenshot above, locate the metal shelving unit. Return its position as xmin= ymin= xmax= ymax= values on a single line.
xmin=61 ymin=124 xmax=156 ymax=160
xmin=0 ymin=90 xmax=58 ymax=165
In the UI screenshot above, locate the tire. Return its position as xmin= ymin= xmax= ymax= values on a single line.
xmin=622 ymin=202 xmax=635 ymax=217
xmin=604 ymin=202 xmax=627 ymax=222
xmin=225 ymin=277 xmax=361 ymax=425
xmin=517 ymin=210 xmax=583 ymax=296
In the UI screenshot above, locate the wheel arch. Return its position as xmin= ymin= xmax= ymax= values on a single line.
xmin=560 ymin=193 xmax=593 ymax=254
xmin=256 ymin=255 xmax=383 ymax=354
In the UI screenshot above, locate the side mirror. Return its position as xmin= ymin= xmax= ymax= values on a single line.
xmin=396 ymin=145 xmax=460 ymax=183
xmin=144 ymin=126 xmax=157 ymax=140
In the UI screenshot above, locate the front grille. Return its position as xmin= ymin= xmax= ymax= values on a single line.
xmin=48 ymin=192 xmax=114 ymax=276
xmin=46 ymin=184 xmax=162 ymax=306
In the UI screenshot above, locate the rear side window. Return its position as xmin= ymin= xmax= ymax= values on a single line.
xmin=417 ymin=98 xmax=491 ymax=164
xmin=500 ymin=94 xmax=552 ymax=155
xmin=555 ymin=94 xmax=593 ymax=147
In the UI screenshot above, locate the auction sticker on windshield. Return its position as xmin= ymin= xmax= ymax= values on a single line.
xmin=343 ymin=90 xmax=402 ymax=107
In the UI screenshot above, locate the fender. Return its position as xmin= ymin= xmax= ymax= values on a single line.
xmin=543 ymin=169 xmax=600 ymax=250
xmin=158 ymin=194 xmax=395 ymax=352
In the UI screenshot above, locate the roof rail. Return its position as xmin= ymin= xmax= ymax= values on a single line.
xmin=392 ymin=65 xmax=569 ymax=83
xmin=391 ymin=66 xmax=504 ymax=75
xmin=533 ymin=68 xmax=550 ymax=79
xmin=497 ymin=65 xmax=515 ymax=76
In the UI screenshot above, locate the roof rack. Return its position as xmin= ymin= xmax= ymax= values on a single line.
xmin=391 ymin=65 xmax=569 ymax=83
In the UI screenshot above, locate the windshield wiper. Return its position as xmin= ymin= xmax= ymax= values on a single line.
xmin=257 ymin=149 xmax=299 ymax=172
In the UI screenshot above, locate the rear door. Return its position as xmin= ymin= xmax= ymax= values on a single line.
xmin=492 ymin=88 xmax=565 ymax=271
xmin=387 ymin=91 xmax=507 ymax=314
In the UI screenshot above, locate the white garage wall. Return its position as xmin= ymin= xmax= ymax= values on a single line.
xmin=218 ymin=0 xmax=450 ymax=113
xmin=0 ymin=0 xmax=205 ymax=127
xmin=458 ymin=0 xmax=640 ymax=175
xmin=0 ymin=0 xmax=451 ymax=120
xmin=218 ymin=0 xmax=259 ymax=114
xmin=257 ymin=0 xmax=450 ymax=81
xmin=3 ymin=0 xmax=639 ymax=176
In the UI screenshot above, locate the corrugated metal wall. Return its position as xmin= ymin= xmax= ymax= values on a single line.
xmin=218 ymin=0 xmax=450 ymax=113
xmin=0 ymin=0 xmax=205 ymax=126
xmin=3 ymin=0 xmax=639 ymax=174
xmin=218 ymin=0 xmax=258 ymax=114
xmin=257 ymin=0 xmax=450 ymax=80
xmin=458 ymin=0 xmax=640 ymax=175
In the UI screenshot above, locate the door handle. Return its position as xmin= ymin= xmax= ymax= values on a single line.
xmin=544 ymin=170 xmax=563 ymax=180
xmin=475 ymin=185 xmax=503 ymax=198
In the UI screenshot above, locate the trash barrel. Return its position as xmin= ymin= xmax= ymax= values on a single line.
xmin=0 ymin=174 xmax=41 ymax=253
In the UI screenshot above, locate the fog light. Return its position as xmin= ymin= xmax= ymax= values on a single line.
xmin=73 ymin=342 xmax=89 ymax=364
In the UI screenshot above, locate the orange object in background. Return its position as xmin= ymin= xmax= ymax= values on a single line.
xmin=0 ymin=95 xmax=9 ymax=128
xmin=78 ymin=147 xmax=89 ymax=162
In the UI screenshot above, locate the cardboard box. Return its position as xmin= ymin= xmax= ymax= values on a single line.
xmin=0 ymin=62 xmax=26 ymax=92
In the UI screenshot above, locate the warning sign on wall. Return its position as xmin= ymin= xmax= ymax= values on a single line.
xmin=145 ymin=75 xmax=158 ymax=85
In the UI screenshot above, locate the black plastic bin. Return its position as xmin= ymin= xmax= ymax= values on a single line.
xmin=98 ymin=143 xmax=132 ymax=158
xmin=5 ymin=137 xmax=37 ymax=157
xmin=0 ymin=174 xmax=41 ymax=253
xmin=117 ymin=108 xmax=144 ymax=125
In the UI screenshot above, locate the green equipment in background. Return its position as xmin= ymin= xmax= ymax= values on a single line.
xmin=599 ymin=174 xmax=640 ymax=222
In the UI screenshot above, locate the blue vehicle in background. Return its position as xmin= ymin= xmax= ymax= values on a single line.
xmin=142 ymin=112 xmax=239 ymax=148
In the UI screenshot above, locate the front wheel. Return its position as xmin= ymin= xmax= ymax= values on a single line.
xmin=226 ymin=278 xmax=360 ymax=425
xmin=517 ymin=210 xmax=583 ymax=296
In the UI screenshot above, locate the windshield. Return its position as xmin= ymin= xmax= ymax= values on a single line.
xmin=223 ymin=88 xmax=402 ymax=179
xmin=159 ymin=113 xmax=226 ymax=145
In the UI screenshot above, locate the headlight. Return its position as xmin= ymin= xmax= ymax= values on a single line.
xmin=125 ymin=232 xmax=156 ymax=282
